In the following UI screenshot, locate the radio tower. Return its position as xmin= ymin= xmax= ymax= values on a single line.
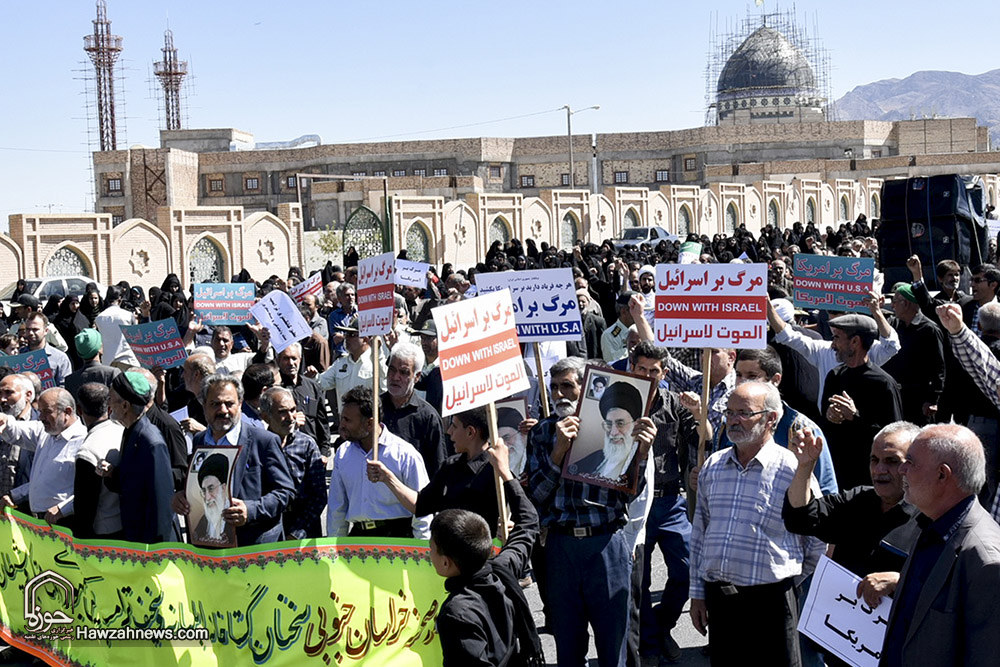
xmin=83 ymin=0 xmax=123 ymax=151
xmin=154 ymin=28 xmax=187 ymax=130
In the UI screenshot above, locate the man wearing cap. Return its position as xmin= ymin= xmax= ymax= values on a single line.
xmin=496 ymin=407 xmax=528 ymax=477
xmin=19 ymin=312 xmax=72 ymax=387
xmin=881 ymin=283 xmax=946 ymax=425
xmin=601 ymin=291 xmax=638 ymax=363
xmin=822 ymin=313 xmax=903 ymax=490
xmin=572 ymin=381 xmax=645 ymax=483
xmin=64 ymin=329 xmax=119 ymax=398
xmin=413 ymin=320 xmax=444 ymax=413
xmin=95 ymin=285 xmax=139 ymax=370
xmin=767 ymin=298 xmax=824 ymax=422
xmin=192 ymin=453 xmax=232 ymax=544
xmin=103 ymin=371 xmax=177 ymax=543
xmin=311 ymin=317 xmax=383 ymax=415
xmin=0 ymin=387 xmax=85 ymax=527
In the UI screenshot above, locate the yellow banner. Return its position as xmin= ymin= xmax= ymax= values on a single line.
xmin=0 ymin=509 xmax=445 ymax=666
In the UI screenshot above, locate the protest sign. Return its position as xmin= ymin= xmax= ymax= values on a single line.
xmin=193 ymin=283 xmax=256 ymax=325
xmin=792 ymin=254 xmax=875 ymax=313
xmin=249 ymin=290 xmax=311 ymax=354
xmin=475 ymin=268 xmax=582 ymax=343
xmin=358 ymin=252 xmax=396 ymax=337
xmin=798 ymin=555 xmax=890 ymax=667
xmin=0 ymin=351 xmax=55 ymax=390
xmin=989 ymin=219 xmax=1000 ymax=242
xmin=678 ymin=241 xmax=702 ymax=264
xmin=289 ymin=273 xmax=323 ymax=304
xmin=120 ymin=318 xmax=188 ymax=369
xmin=394 ymin=259 xmax=429 ymax=289
xmin=433 ymin=289 xmax=530 ymax=416
xmin=0 ymin=508 xmax=445 ymax=666
xmin=654 ymin=263 xmax=768 ymax=349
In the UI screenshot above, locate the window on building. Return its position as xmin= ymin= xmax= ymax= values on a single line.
xmin=352 ymin=171 xmax=366 ymax=177
xmin=872 ymin=150 xmax=882 ymax=158
xmin=107 ymin=178 xmax=122 ymax=193
xmin=655 ymin=170 xmax=670 ymax=183
xmin=433 ymin=168 xmax=448 ymax=177
xmin=373 ymin=170 xmax=387 ymax=177
xmin=520 ymin=175 xmax=535 ymax=188
xmin=490 ymin=166 xmax=502 ymax=178
xmin=561 ymin=173 xmax=571 ymax=186
xmin=393 ymin=169 xmax=406 ymax=177
xmin=245 ymin=177 xmax=259 ymax=190
xmin=112 ymin=215 xmax=124 ymax=225
xmin=413 ymin=168 xmax=426 ymax=177
xmin=286 ymin=176 xmax=296 ymax=188
xmin=684 ymin=158 xmax=697 ymax=171
xmin=209 ymin=178 xmax=224 ymax=192
xmin=614 ymin=171 xmax=629 ymax=184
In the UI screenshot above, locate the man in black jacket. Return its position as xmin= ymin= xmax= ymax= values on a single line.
xmin=430 ymin=439 xmax=542 ymax=667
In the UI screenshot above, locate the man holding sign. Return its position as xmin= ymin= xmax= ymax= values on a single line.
xmin=525 ymin=355 xmax=657 ymax=667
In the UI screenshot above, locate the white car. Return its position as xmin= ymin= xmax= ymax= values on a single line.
xmin=0 ymin=276 xmax=107 ymax=313
xmin=613 ymin=226 xmax=679 ymax=250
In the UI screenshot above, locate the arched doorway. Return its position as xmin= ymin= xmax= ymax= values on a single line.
xmin=488 ymin=216 xmax=511 ymax=246
xmin=677 ymin=205 xmax=692 ymax=237
xmin=840 ymin=195 xmax=850 ymax=221
xmin=560 ymin=212 xmax=579 ymax=249
xmin=46 ymin=246 xmax=90 ymax=277
xmin=767 ymin=199 xmax=780 ymax=227
xmin=725 ymin=203 xmax=738 ymax=235
xmin=189 ymin=237 xmax=225 ymax=284
xmin=405 ymin=222 xmax=431 ymax=263
xmin=343 ymin=206 xmax=384 ymax=260
xmin=624 ymin=208 xmax=640 ymax=229
xmin=870 ymin=194 xmax=880 ymax=218
xmin=806 ymin=197 xmax=817 ymax=224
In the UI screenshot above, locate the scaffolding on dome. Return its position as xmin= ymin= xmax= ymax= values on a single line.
xmin=704 ymin=6 xmax=833 ymax=126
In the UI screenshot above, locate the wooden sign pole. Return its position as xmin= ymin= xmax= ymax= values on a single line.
xmin=697 ymin=348 xmax=712 ymax=468
xmin=372 ymin=336 xmax=380 ymax=462
xmin=486 ymin=401 xmax=510 ymax=542
xmin=533 ymin=343 xmax=551 ymax=418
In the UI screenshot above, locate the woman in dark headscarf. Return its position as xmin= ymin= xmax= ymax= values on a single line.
xmin=79 ymin=283 xmax=103 ymax=327
xmin=161 ymin=274 xmax=182 ymax=295
xmin=42 ymin=295 xmax=62 ymax=319
xmin=53 ymin=295 xmax=88 ymax=370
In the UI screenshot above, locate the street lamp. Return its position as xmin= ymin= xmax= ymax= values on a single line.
xmin=562 ymin=105 xmax=599 ymax=188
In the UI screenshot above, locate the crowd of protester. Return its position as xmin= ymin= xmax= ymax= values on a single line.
xmin=1 ymin=211 xmax=999 ymax=666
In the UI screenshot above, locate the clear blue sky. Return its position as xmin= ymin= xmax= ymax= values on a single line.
xmin=1 ymin=0 xmax=997 ymax=226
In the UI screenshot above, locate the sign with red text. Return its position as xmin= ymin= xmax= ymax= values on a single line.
xmin=193 ymin=283 xmax=256 ymax=325
xmin=121 ymin=318 xmax=188 ymax=369
xmin=358 ymin=252 xmax=396 ymax=337
xmin=792 ymin=255 xmax=875 ymax=313
xmin=433 ymin=289 xmax=530 ymax=416
xmin=1 ymin=351 xmax=54 ymax=389
xmin=288 ymin=272 xmax=323 ymax=304
xmin=476 ymin=268 xmax=582 ymax=343
xmin=654 ymin=264 xmax=768 ymax=349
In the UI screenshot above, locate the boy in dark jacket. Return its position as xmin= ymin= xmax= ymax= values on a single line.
xmin=429 ymin=441 xmax=542 ymax=666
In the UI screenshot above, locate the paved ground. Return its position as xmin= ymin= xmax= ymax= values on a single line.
xmin=524 ymin=545 xmax=710 ymax=666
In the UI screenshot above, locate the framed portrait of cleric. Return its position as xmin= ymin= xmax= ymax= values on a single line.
xmin=495 ymin=397 xmax=529 ymax=478
xmin=562 ymin=366 xmax=655 ymax=493
xmin=186 ymin=446 xmax=241 ymax=548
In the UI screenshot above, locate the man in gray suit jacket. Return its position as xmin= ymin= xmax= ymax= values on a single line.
xmin=859 ymin=424 xmax=1000 ymax=667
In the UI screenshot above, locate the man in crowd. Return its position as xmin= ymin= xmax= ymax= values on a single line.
xmin=302 ymin=293 xmax=329 ymax=339
xmin=689 ymin=382 xmax=825 ymax=667
xmin=327 ymin=283 xmax=357 ymax=356
xmin=73 ymin=383 xmax=124 ymax=539
xmin=311 ymin=317 xmax=381 ymax=415
xmin=95 ymin=285 xmax=139 ymax=370
xmin=381 ymin=342 xmax=447 ymax=476
xmin=276 ymin=342 xmax=332 ymax=457
xmin=822 ymin=314 xmax=904 ymax=489
xmin=21 ymin=313 xmax=72 ymax=387
xmin=103 ymin=372 xmax=176 ymax=543
xmin=525 ymin=355 xmax=657 ymax=666
xmin=328 ymin=386 xmax=430 ymax=538
xmin=175 ymin=353 xmax=216 ymax=436
xmin=0 ymin=387 xmax=86 ymax=527
xmin=260 ymin=386 xmax=326 ymax=540
xmin=64 ymin=329 xmax=119 ymax=397
xmin=969 ymin=264 xmax=1000 ymax=336
xmin=171 ymin=375 xmax=295 ymax=545
xmin=0 ymin=374 xmax=34 ymax=498
xmin=602 ymin=292 xmax=637 ymax=362
xmin=240 ymin=363 xmax=279 ymax=431
xmin=413 ymin=321 xmax=443 ymax=413
xmin=868 ymin=424 xmax=1000 ymax=667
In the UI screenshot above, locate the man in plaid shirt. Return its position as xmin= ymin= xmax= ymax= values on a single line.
xmin=526 ymin=356 xmax=657 ymax=667
xmin=689 ymin=381 xmax=825 ymax=667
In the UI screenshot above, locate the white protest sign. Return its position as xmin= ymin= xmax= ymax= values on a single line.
xmin=394 ymin=259 xmax=429 ymax=288
xmin=654 ymin=263 xmax=768 ymax=349
xmin=289 ymin=272 xmax=323 ymax=304
xmin=249 ymin=290 xmax=312 ymax=353
xmin=475 ymin=268 xmax=582 ymax=343
xmin=433 ymin=289 xmax=530 ymax=416
xmin=358 ymin=252 xmax=395 ymax=337
xmin=678 ymin=241 xmax=702 ymax=265
xmin=988 ymin=219 xmax=1000 ymax=241
xmin=798 ymin=556 xmax=891 ymax=667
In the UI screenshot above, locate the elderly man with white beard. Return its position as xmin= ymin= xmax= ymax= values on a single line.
xmin=0 ymin=374 xmax=35 ymax=499
xmin=689 ymin=381 xmax=826 ymax=667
